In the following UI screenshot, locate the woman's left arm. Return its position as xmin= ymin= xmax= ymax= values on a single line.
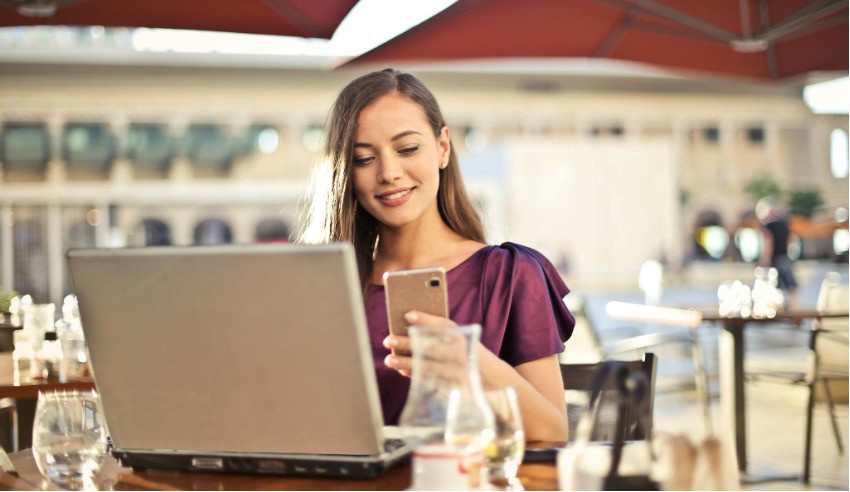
xmin=477 ymin=348 xmax=568 ymax=442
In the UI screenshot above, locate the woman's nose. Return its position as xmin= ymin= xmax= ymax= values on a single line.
xmin=378 ymin=156 xmax=403 ymax=183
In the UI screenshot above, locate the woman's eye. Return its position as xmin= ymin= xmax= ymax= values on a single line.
xmin=399 ymin=145 xmax=419 ymax=155
xmin=353 ymin=156 xmax=374 ymax=166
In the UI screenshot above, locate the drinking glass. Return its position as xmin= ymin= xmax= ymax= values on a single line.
xmin=32 ymin=390 xmax=108 ymax=488
xmin=484 ymin=387 xmax=525 ymax=490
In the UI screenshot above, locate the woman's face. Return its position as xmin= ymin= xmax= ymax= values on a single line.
xmin=351 ymin=92 xmax=450 ymax=230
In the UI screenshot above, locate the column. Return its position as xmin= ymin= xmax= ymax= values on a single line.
xmin=94 ymin=201 xmax=111 ymax=248
xmin=670 ymin=119 xmax=690 ymax=274
xmin=227 ymin=117 xmax=251 ymax=178
xmin=1 ymin=205 xmax=13 ymax=292
xmin=287 ymin=116 xmax=308 ymax=179
xmin=0 ymin=119 xmax=4 ymax=183
xmin=45 ymin=115 xmax=67 ymax=183
xmin=109 ymin=116 xmax=133 ymax=184
xmin=764 ymin=121 xmax=780 ymax=177
xmin=171 ymin=209 xmax=193 ymax=246
xmin=46 ymin=203 xmax=63 ymax=306
xmin=167 ymin=118 xmax=192 ymax=182
xmin=718 ymin=120 xmax=737 ymax=187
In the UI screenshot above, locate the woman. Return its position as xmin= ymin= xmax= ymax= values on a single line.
xmin=302 ymin=69 xmax=574 ymax=441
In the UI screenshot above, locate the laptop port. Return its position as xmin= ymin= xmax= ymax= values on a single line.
xmin=257 ymin=459 xmax=287 ymax=473
xmin=191 ymin=457 xmax=224 ymax=470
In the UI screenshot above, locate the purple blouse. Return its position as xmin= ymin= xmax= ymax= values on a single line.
xmin=365 ymin=242 xmax=575 ymax=425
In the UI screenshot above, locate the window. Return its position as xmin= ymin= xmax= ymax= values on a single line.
xmin=830 ymin=128 xmax=848 ymax=178
xmin=63 ymin=208 xmax=98 ymax=296
xmin=126 ymin=123 xmax=173 ymax=176
xmin=255 ymin=218 xmax=291 ymax=243
xmin=12 ymin=209 xmax=49 ymax=302
xmin=184 ymin=124 xmax=236 ymax=174
xmin=734 ymin=228 xmax=762 ymax=263
xmin=1 ymin=122 xmax=49 ymax=177
xmin=243 ymin=124 xmax=280 ymax=155
xmin=193 ymin=218 xmax=233 ymax=245
xmin=130 ymin=219 xmax=171 ymax=246
xmin=63 ymin=123 xmax=115 ymax=176
xmin=302 ymin=124 xmax=324 ymax=153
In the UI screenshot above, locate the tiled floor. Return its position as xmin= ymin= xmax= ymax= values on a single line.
xmin=653 ymin=384 xmax=848 ymax=490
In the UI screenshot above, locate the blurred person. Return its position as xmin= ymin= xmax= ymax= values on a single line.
xmin=756 ymin=196 xmax=798 ymax=307
xmin=300 ymin=69 xmax=574 ymax=441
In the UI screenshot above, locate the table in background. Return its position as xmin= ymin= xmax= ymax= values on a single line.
xmin=700 ymin=308 xmax=848 ymax=480
xmin=0 ymin=353 xmax=96 ymax=450
xmin=0 ymin=450 xmax=561 ymax=491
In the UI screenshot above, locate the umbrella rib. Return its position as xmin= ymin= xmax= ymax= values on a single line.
xmin=593 ymin=4 xmax=643 ymax=57
xmin=769 ymin=15 xmax=849 ymax=43
xmin=757 ymin=0 xmax=847 ymax=43
xmin=261 ymin=0 xmax=324 ymax=38
xmin=630 ymin=20 xmax=725 ymax=45
xmin=598 ymin=0 xmax=736 ymax=45
xmin=758 ymin=0 xmax=778 ymax=79
xmin=613 ymin=0 xmax=738 ymax=42
xmin=739 ymin=0 xmax=753 ymax=39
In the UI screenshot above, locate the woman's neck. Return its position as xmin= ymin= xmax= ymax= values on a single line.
xmin=374 ymin=212 xmax=468 ymax=274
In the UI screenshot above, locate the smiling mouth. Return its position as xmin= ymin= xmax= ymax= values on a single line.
xmin=378 ymin=188 xmax=414 ymax=200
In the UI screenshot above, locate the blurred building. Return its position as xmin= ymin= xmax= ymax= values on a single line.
xmin=0 ymin=38 xmax=847 ymax=303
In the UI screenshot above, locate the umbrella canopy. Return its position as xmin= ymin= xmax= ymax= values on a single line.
xmin=345 ymin=0 xmax=848 ymax=81
xmin=0 ymin=0 xmax=358 ymax=39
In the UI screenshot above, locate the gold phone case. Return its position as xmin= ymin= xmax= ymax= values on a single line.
xmin=383 ymin=267 xmax=448 ymax=355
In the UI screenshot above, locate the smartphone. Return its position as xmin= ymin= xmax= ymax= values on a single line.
xmin=383 ymin=267 xmax=449 ymax=355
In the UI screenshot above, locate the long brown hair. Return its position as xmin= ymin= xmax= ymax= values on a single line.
xmin=299 ymin=68 xmax=485 ymax=291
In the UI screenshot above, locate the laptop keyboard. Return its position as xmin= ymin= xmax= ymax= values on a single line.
xmin=383 ymin=438 xmax=408 ymax=454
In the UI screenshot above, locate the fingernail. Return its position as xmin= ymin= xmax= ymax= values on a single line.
xmin=383 ymin=336 xmax=397 ymax=349
xmin=404 ymin=311 xmax=418 ymax=323
xmin=384 ymin=355 xmax=398 ymax=368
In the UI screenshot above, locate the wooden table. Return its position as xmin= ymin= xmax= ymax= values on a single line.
xmin=0 ymin=450 xmax=561 ymax=491
xmin=0 ymin=353 xmax=96 ymax=400
xmin=0 ymin=353 xmax=96 ymax=451
xmin=700 ymin=308 xmax=848 ymax=479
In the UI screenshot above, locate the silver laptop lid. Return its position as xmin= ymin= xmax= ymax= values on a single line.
xmin=67 ymin=243 xmax=385 ymax=456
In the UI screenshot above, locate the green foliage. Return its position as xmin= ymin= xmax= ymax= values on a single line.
xmin=0 ymin=288 xmax=17 ymax=313
xmin=744 ymin=175 xmax=782 ymax=202
xmin=788 ymin=189 xmax=824 ymax=218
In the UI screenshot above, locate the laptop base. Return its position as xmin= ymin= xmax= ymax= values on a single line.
xmin=114 ymin=449 xmax=410 ymax=479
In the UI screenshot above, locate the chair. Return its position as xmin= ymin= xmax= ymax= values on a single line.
xmin=0 ymin=398 xmax=16 ymax=453
xmin=802 ymin=272 xmax=848 ymax=484
xmin=567 ymin=298 xmax=712 ymax=437
xmin=560 ymin=353 xmax=657 ymax=442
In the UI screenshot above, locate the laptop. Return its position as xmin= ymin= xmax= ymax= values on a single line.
xmin=66 ymin=243 xmax=411 ymax=478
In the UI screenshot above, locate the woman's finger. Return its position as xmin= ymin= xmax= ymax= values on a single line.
xmin=404 ymin=310 xmax=458 ymax=328
xmin=383 ymin=335 xmax=412 ymax=354
xmin=384 ymin=353 xmax=413 ymax=374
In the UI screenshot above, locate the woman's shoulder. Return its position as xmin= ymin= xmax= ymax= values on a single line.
xmin=481 ymin=242 xmax=557 ymax=273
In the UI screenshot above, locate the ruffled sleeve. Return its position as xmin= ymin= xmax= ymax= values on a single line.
xmin=479 ymin=242 xmax=575 ymax=367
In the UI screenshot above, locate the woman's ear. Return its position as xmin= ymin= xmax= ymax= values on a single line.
xmin=438 ymin=126 xmax=451 ymax=167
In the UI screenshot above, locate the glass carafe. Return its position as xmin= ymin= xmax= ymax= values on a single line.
xmin=399 ymin=324 xmax=495 ymax=450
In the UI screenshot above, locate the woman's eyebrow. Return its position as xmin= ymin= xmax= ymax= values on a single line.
xmin=353 ymin=130 xmax=422 ymax=149
xmin=391 ymin=130 xmax=422 ymax=141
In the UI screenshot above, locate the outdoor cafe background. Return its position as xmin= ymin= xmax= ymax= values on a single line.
xmin=0 ymin=0 xmax=846 ymax=322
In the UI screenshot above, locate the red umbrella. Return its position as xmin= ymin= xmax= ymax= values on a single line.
xmin=0 ymin=0 xmax=358 ymax=39
xmin=344 ymin=0 xmax=848 ymax=81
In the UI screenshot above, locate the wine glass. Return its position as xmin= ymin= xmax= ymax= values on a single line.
xmin=32 ymin=390 xmax=108 ymax=489
xmin=484 ymin=387 xmax=525 ymax=490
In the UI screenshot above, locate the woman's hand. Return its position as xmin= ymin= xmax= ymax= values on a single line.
xmin=383 ymin=311 xmax=458 ymax=377
xmin=383 ymin=311 xmax=568 ymax=441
